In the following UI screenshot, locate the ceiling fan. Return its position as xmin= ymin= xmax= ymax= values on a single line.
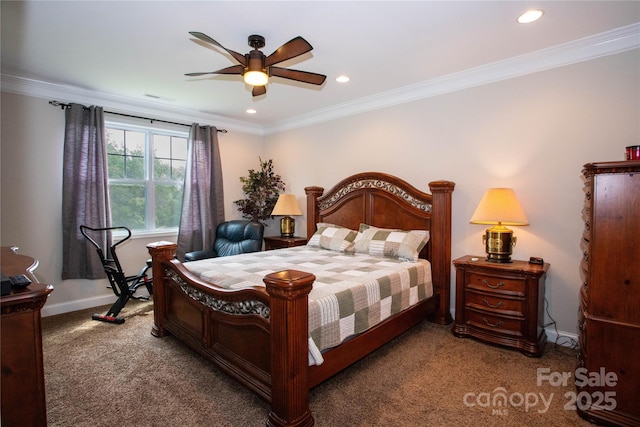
xmin=185 ymin=32 xmax=327 ymax=97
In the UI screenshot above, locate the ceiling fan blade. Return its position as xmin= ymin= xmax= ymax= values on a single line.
xmin=270 ymin=67 xmax=327 ymax=85
xmin=189 ymin=31 xmax=247 ymax=66
xmin=252 ymin=86 xmax=267 ymax=97
xmin=210 ymin=65 xmax=244 ymax=75
xmin=185 ymin=72 xmax=215 ymax=77
xmin=185 ymin=65 xmax=244 ymax=77
xmin=265 ymin=36 xmax=313 ymax=67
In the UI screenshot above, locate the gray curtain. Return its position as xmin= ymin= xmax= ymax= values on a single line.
xmin=61 ymin=103 xmax=111 ymax=279
xmin=176 ymin=124 xmax=225 ymax=261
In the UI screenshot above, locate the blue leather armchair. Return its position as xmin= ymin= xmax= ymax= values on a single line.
xmin=184 ymin=220 xmax=264 ymax=262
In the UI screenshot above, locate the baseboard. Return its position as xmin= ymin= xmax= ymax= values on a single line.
xmin=42 ymin=294 xmax=115 ymax=317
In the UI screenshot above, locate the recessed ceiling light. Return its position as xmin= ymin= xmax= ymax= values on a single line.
xmin=336 ymin=75 xmax=350 ymax=83
xmin=246 ymin=108 xmax=257 ymax=114
xmin=517 ymin=9 xmax=544 ymax=24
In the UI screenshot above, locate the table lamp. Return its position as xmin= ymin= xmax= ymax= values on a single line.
xmin=271 ymin=194 xmax=302 ymax=237
xmin=470 ymin=188 xmax=529 ymax=263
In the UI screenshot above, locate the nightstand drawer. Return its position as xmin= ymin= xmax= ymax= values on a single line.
xmin=467 ymin=272 xmax=525 ymax=296
xmin=466 ymin=308 xmax=524 ymax=336
xmin=465 ymin=290 xmax=524 ymax=316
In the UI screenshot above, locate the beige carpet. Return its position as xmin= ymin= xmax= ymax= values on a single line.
xmin=42 ymin=300 xmax=597 ymax=426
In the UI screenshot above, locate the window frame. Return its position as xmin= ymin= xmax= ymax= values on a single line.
xmin=105 ymin=118 xmax=188 ymax=236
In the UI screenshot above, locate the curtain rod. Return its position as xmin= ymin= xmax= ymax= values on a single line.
xmin=48 ymin=100 xmax=227 ymax=133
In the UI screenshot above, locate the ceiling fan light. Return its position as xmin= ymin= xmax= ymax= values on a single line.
xmin=244 ymin=71 xmax=268 ymax=86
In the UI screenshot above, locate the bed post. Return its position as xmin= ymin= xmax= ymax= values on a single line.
xmin=428 ymin=181 xmax=455 ymax=325
xmin=305 ymin=186 xmax=324 ymax=239
xmin=264 ymin=270 xmax=316 ymax=427
xmin=146 ymin=241 xmax=177 ymax=337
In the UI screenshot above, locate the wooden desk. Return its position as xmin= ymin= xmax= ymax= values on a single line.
xmin=1 ymin=246 xmax=53 ymax=426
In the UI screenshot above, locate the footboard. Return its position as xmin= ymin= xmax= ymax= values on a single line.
xmin=147 ymin=242 xmax=315 ymax=427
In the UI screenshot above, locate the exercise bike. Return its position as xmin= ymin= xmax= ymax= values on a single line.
xmin=80 ymin=225 xmax=152 ymax=324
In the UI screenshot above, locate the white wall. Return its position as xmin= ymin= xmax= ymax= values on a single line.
xmin=2 ymin=49 xmax=638 ymax=339
xmin=264 ymin=50 xmax=640 ymax=338
xmin=0 ymin=91 xmax=264 ymax=315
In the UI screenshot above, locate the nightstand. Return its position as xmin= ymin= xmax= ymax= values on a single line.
xmin=263 ymin=236 xmax=307 ymax=251
xmin=452 ymin=255 xmax=549 ymax=357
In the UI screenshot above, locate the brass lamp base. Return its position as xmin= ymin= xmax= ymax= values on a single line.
xmin=482 ymin=226 xmax=517 ymax=263
xmin=280 ymin=216 xmax=295 ymax=237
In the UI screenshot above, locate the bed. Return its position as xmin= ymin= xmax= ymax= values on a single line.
xmin=147 ymin=172 xmax=455 ymax=427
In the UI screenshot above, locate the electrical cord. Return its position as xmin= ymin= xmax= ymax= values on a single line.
xmin=544 ymin=297 xmax=579 ymax=355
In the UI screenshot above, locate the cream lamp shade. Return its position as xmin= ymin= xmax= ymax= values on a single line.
xmin=271 ymin=194 xmax=302 ymax=237
xmin=470 ymin=188 xmax=528 ymax=263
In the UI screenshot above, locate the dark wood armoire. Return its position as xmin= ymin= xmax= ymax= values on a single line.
xmin=578 ymin=160 xmax=640 ymax=427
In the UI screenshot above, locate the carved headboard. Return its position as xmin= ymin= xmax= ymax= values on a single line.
xmin=305 ymin=172 xmax=454 ymax=321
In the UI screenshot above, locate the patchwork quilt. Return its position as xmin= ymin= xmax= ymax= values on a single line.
xmin=184 ymin=246 xmax=433 ymax=365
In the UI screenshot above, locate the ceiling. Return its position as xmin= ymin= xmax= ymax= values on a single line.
xmin=2 ymin=1 xmax=639 ymax=131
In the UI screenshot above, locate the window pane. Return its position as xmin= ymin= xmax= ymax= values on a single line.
xmin=107 ymin=154 xmax=125 ymax=179
xmin=107 ymin=129 xmax=124 ymax=155
xmin=155 ymin=183 xmax=183 ymax=228
xmin=154 ymin=134 xmax=171 ymax=158
xmin=126 ymin=131 xmax=145 ymax=156
xmin=173 ymin=137 xmax=188 ymax=159
xmin=125 ymin=155 xmax=145 ymax=180
xmin=172 ymin=159 xmax=186 ymax=181
xmin=154 ymin=158 xmax=171 ymax=181
xmin=109 ymin=183 xmax=146 ymax=230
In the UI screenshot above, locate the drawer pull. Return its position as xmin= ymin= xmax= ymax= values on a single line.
xmin=482 ymin=317 xmax=504 ymax=328
xmin=482 ymin=298 xmax=504 ymax=309
xmin=482 ymin=279 xmax=505 ymax=289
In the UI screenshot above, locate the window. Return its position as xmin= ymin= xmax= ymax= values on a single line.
xmin=106 ymin=122 xmax=188 ymax=232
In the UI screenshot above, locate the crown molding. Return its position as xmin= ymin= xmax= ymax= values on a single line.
xmin=0 ymin=74 xmax=265 ymax=136
xmin=264 ymin=22 xmax=640 ymax=135
xmin=2 ymin=23 xmax=638 ymax=136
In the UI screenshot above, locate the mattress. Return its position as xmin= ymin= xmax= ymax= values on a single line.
xmin=183 ymin=246 xmax=433 ymax=365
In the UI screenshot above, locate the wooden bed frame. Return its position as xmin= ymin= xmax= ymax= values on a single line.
xmin=147 ymin=172 xmax=455 ymax=426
